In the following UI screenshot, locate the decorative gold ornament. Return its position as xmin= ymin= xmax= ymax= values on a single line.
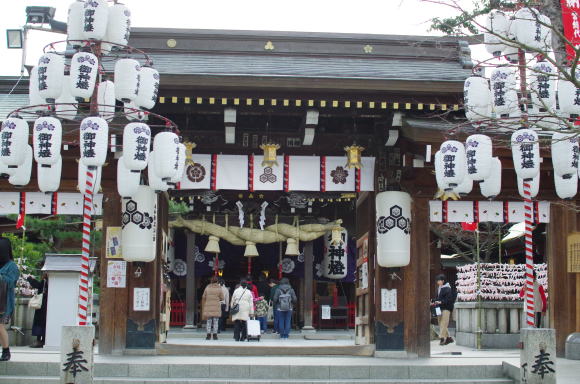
xmin=166 ymin=39 xmax=177 ymax=48
xmin=434 ymin=188 xmax=460 ymax=201
xmin=260 ymin=143 xmax=280 ymax=167
xmin=344 ymin=145 xmax=365 ymax=169
xmin=330 ymin=219 xmax=344 ymax=246
xmin=363 ymin=44 xmax=373 ymax=54
xmin=264 ymin=41 xmax=275 ymax=50
xmin=184 ymin=141 xmax=197 ymax=166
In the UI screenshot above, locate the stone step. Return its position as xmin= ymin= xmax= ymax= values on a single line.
xmin=157 ymin=342 xmax=375 ymax=356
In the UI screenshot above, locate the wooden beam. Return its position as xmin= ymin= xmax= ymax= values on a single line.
xmin=302 ymin=241 xmax=315 ymax=331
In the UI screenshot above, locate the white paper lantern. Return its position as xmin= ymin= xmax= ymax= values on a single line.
xmin=453 ymin=174 xmax=473 ymax=196
xmin=551 ymin=132 xmax=579 ymax=178
xmin=37 ymin=53 xmax=65 ymax=102
xmin=122 ymin=122 xmax=151 ymax=171
xmin=55 ymin=75 xmax=78 ymax=120
xmin=502 ymin=43 xmax=520 ymax=64
xmin=105 ymin=3 xmax=131 ymax=48
xmin=169 ymin=143 xmax=186 ymax=184
xmin=437 ymin=140 xmax=466 ymax=190
xmin=122 ymin=185 xmax=157 ymax=262
xmin=529 ymin=61 xmax=556 ymax=112
xmin=153 ymin=132 xmax=180 ymax=180
xmin=67 ymin=1 xmax=85 ymax=46
xmin=38 ymin=156 xmax=61 ymax=193
xmin=117 ymin=156 xmax=141 ymax=198
xmin=513 ymin=8 xmax=551 ymax=52
xmin=480 ymin=157 xmax=502 ymax=199
xmin=554 ymin=174 xmax=577 ymax=199
xmin=0 ymin=158 xmax=14 ymax=177
xmin=376 ymin=191 xmax=411 ymax=268
xmin=69 ymin=52 xmax=99 ymax=99
xmin=147 ymin=151 xmax=169 ymax=191
xmin=28 ymin=67 xmax=48 ymax=115
xmin=533 ymin=110 xmax=565 ymax=131
xmin=8 ymin=145 xmax=33 ymax=186
xmin=33 ymin=117 xmax=62 ymax=165
xmin=322 ymin=228 xmax=348 ymax=279
xmin=511 ymin=129 xmax=540 ymax=180
xmin=517 ymin=175 xmax=540 ymax=198
xmin=79 ymin=117 xmax=109 ymax=167
xmin=464 ymin=76 xmax=492 ymax=121
xmin=124 ymin=101 xmax=148 ymax=121
xmin=465 ymin=134 xmax=493 ymax=181
xmin=135 ymin=67 xmax=159 ymax=110
xmin=97 ymin=80 xmax=116 ymax=121
xmin=484 ymin=10 xmax=511 ymax=56
xmin=114 ymin=59 xmax=141 ymax=102
xmin=558 ymin=75 xmax=580 ymax=117
xmin=1 ymin=117 xmax=29 ymax=167
xmin=78 ymin=162 xmax=102 ymax=194
xmin=490 ymin=67 xmax=519 ymax=117
xmin=434 ymin=151 xmax=446 ymax=190
xmin=81 ymin=0 xmax=109 ymax=40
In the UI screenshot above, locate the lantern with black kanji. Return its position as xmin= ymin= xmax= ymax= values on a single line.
xmin=490 ymin=66 xmax=519 ymax=118
xmin=517 ymin=175 xmax=540 ymax=198
xmin=122 ymin=185 xmax=157 ymax=262
xmin=322 ymin=227 xmax=348 ymax=279
xmin=0 ymin=117 xmax=29 ymax=167
xmin=436 ymin=140 xmax=466 ymax=190
xmin=511 ymin=129 xmax=540 ymax=180
xmin=8 ymin=145 xmax=32 ymax=186
xmin=78 ymin=161 xmax=102 ymax=194
xmin=69 ymin=52 xmax=99 ymax=99
xmin=33 ymin=116 xmax=62 ymax=166
xmin=97 ymin=80 xmax=116 ymax=121
xmin=480 ymin=157 xmax=502 ymax=199
xmin=169 ymin=143 xmax=186 ymax=185
xmin=37 ymin=52 xmax=65 ymax=103
xmin=147 ymin=151 xmax=170 ymax=192
xmin=464 ymin=76 xmax=492 ymax=121
xmin=55 ymin=76 xmax=78 ymax=120
xmin=123 ymin=123 xmax=151 ymax=171
xmin=79 ymin=117 xmax=109 ymax=167
xmin=152 ymin=132 xmax=179 ymax=180
xmin=81 ymin=0 xmax=109 ymax=41
xmin=66 ymin=1 xmax=84 ymax=46
xmin=38 ymin=156 xmax=61 ymax=193
xmin=465 ymin=134 xmax=493 ymax=182
xmin=484 ymin=10 xmax=511 ymax=57
xmin=376 ymin=191 xmax=411 ymax=267
xmin=558 ymin=76 xmax=580 ymax=117
xmin=135 ymin=67 xmax=159 ymax=110
xmin=551 ymin=132 xmax=579 ymax=178
xmin=554 ymin=173 xmax=577 ymax=199
xmin=104 ymin=3 xmax=131 ymax=49
xmin=529 ymin=60 xmax=556 ymax=112
xmin=114 ymin=59 xmax=140 ymax=102
xmin=28 ymin=67 xmax=47 ymax=114
xmin=513 ymin=8 xmax=552 ymax=52
xmin=453 ymin=174 xmax=473 ymax=197
xmin=117 ymin=156 xmax=140 ymax=198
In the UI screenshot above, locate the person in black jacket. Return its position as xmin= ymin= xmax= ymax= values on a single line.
xmin=432 ymin=274 xmax=455 ymax=346
xmin=27 ymin=273 xmax=48 ymax=348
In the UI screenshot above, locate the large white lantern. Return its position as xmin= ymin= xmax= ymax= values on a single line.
xmin=124 ymin=101 xmax=148 ymax=121
xmin=437 ymin=140 xmax=466 ymax=190
xmin=490 ymin=67 xmax=519 ymax=117
xmin=97 ymin=80 xmax=116 ymax=121
xmin=135 ymin=67 xmax=159 ymax=110
xmin=79 ymin=117 xmax=109 ymax=167
xmin=69 ymin=52 xmax=99 ymax=99
xmin=511 ymin=129 xmax=540 ymax=180
xmin=513 ymin=8 xmax=552 ymax=52
xmin=0 ymin=117 xmax=29 ymax=167
xmin=558 ymin=76 xmax=580 ymax=117
xmin=322 ymin=228 xmax=348 ymax=279
xmin=465 ymin=134 xmax=493 ymax=181
xmin=480 ymin=157 xmax=502 ymax=199
xmin=434 ymin=151 xmax=446 ymax=191
xmin=114 ymin=59 xmax=141 ymax=102
xmin=529 ymin=61 xmax=556 ymax=112
xmin=8 ymin=145 xmax=33 ymax=186
xmin=153 ymin=132 xmax=180 ymax=180
xmin=453 ymin=174 xmax=473 ymax=196
xmin=147 ymin=151 xmax=170 ymax=192
xmin=551 ymin=132 xmax=579 ymax=178
xmin=484 ymin=10 xmax=511 ymax=56
xmin=464 ymin=76 xmax=492 ymax=121
xmin=554 ymin=174 xmax=577 ymax=199
xmin=169 ymin=143 xmax=186 ymax=184
xmin=38 ymin=156 xmax=61 ymax=193
xmin=81 ymin=0 xmax=109 ymax=40
xmin=376 ymin=191 xmax=411 ymax=268
xmin=78 ymin=162 xmax=102 ymax=194
xmin=28 ymin=67 xmax=48 ymax=114
xmin=55 ymin=75 xmax=78 ymax=120
xmin=33 ymin=116 xmax=62 ymax=165
xmin=121 ymin=185 xmax=157 ymax=262
xmin=123 ymin=122 xmax=151 ymax=171
xmin=117 ymin=156 xmax=141 ymax=198
xmin=67 ymin=1 xmax=84 ymax=46
xmin=517 ymin=175 xmax=540 ymax=198
xmin=37 ymin=53 xmax=65 ymax=102
xmin=104 ymin=3 xmax=131 ymax=49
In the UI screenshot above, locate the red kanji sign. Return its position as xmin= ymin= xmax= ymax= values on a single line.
xmin=562 ymin=0 xmax=580 ymax=60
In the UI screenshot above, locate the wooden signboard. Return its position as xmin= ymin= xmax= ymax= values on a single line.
xmin=567 ymin=232 xmax=580 ymax=273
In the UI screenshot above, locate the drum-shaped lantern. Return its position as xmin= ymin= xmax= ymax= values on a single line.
xmin=513 ymin=8 xmax=551 ymax=52
xmin=517 ymin=175 xmax=540 ymax=198
xmin=554 ymin=174 xmax=577 ymax=199
xmin=67 ymin=1 xmax=84 ymax=46
xmin=78 ymin=162 xmax=102 ymax=194
xmin=117 ymin=156 xmax=141 ymax=198
xmin=135 ymin=67 xmax=159 ymax=110
xmin=153 ymin=132 xmax=179 ymax=180
xmin=97 ymin=80 xmax=116 ymax=121
xmin=480 ymin=157 xmax=502 ymax=199
xmin=8 ymin=145 xmax=33 ymax=186
xmin=121 ymin=185 xmax=157 ymax=262
xmin=114 ymin=59 xmax=140 ymax=102
xmin=464 ymin=76 xmax=492 ymax=122
xmin=37 ymin=52 xmax=65 ymax=102
xmin=55 ymin=75 xmax=78 ymax=120
xmin=69 ymin=52 xmax=98 ymax=99
xmin=169 ymin=143 xmax=186 ymax=184
xmin=558 ymin=77 xmax=580 ymax=117
xmin=1 ymin=117 xmax=29 ymax=167
xmin=123 ymin=122 xmax=151 ymax=171
xmin=434 ymin=151 xmax=446 ymax=191
xmin=33 ymin=116 xmax=62 ymax=165
xmin=81 ymin=0 xmax=109 ymax=40
xmin=529 ymin=61 xmax=556 ymax=112
xmin=322 ymin=228 xmax=348 ymax=279
xmin=79 ymin=117 xmax=109 ymax=167
xmin=490 ymin=67 xmax=519 ymax=117
xmin=551 ymin=132 xmax=579 ymax=178
xmin=105 ymin=3 xmax=131 ymax=48
xmin=147 ymin=151 xmax=169 ymax=192
xmin=465 ymin=134 xmax=493 ymax=181
xmin=376 ymin=191 xmax=411 ymax=268
xmin=437 ymin=140 xmax=466 ymax=190
xmin=511 ymin=129 xmax=540 ymax=180
xmin=484 ymin=11 xmax=511 ymax=56
xmin=38 ymin=156 xmax=62 ymax=193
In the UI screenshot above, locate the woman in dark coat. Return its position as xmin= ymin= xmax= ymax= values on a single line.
xmin=27 ymin=273 xmax=48 ymax=348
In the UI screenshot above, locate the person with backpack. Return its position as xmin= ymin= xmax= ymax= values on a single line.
xmin=272 ymin=277 xmax=297 ymax=339
xmin=268 ymin=278 xmax=280 ymax=334
xmin=432 ymin=274 xmax=456 ymax=346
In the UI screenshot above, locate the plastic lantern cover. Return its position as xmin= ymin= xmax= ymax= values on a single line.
xmin=480 ymin=157 xmax=502 ymax=199
xmin=554 ymin=173 xmax=577 ymax=199
xmin=67 ymin=1 xmax=84 ymax=45
xmin=551 ymin=132 xmax=579 ymax=178
xmin=376 ymin=191 xmax=411 ymax=268
xmin=517 ymin=175 xmax=540 ymax=198
xmin=484 ymin=11 xmax=511 ymax=56
xmin=105 ymin=3 xmax=131 ymax=48
xmin=114 ymin=59 xmax=140 ymax=102
xmin=121 ymin=185 xmax=157 ymax=262
xmin=169 ymin=143 xmax=186 ymax=184
xmin=513 ymin=8 xmax=551 ymax=52
xmin=464 ymin=76 xmax=492 ymax=121
xmin=438 ymin=140 xmax=466 ymax=190
xmin=78 ymin=162 xmax=102 ymax=194
xmin=81 ymin=0 xmax=109 ymax=40
xmin=152 ymin=132 xmax=179 ymax=180
xmin=97 ymin=80 xmax=116 ymax=121
xmin=490 ymin=67 xmax=519 ymax=117
xmin=123 ymin=122 xmax=151 ymax=171
xmin=33 ymin=116 xmax=62 ymax=165
xmin=322 ymin=228 xmax=348 ymax=279
xmin=0 ymin=117 xmax=29 ymax=167
xmin=465 ymin=134 xmax=493 ymax=181
xmin=8 ymin=145 xmax=32 ymax=186
xmin=511 ymin=129 xmax=540 ymax=180
xmin=558 ymin=75 xmax=580 ymax=116
xmin=70 ymin=52 xmax=98 ymax=99
xmin=28 ymin=67 xmax=48 ymax=115
xmin=38 ymin=156 xmax=62 ymax=193
xmin=79 ymin=117 xmax=109 ymax=167
xmin=529 ymin=61 xmax=556 ymax=112
xmin=135 ymin=67 xmax=159 ymax=110
xmin=124 ymin=101 xmax=148 ymax=121
xmin=147 ymin=151 xmax=170 ymax=191
xmin=55 ymin=75 xmax=78 ymax=120
xmin=37 ymin=52 xmax=65 ymax=102
xmin=117 ymin=156 xmax=141 ymax=198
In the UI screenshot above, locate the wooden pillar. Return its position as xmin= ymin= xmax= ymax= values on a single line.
xmin=302 ymin=241 xmax=315 ymax=332
xmin=184 ymin=232 xmax=197 ymax=328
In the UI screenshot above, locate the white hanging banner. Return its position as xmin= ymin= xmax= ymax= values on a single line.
xmin=54 ymin=192 xmax=103 ymax=215
xmin=0 ymin=192 xmax=20 ymax=215
xmin=428 ymin=200 xmax=551 ymax=223
xmin=537 ymin=201 xmax=550 ymax=223
xmin=287 ymin=156 xmax=320 ymax=191
xmin=215 ymin=154 xmax=248 ymax=190
xmin=25 ymin=192 xmax=52 ymax=214
xmin=323 ymin=156 xmax=355 ymax=192
xmin=180 ymin=154 xmax=212 ymax=190
xmin=359 ymin=157 xmax=376 ymax=192
xmin=447 ymin=201 xmax=474 ymax=223
xmin=429 ymin=200 xmax=443 ymax=223
xmin=250 ymin=155 xmax=284 ymax=191
xmin=477 ymin=201 xmax=504 ymax=223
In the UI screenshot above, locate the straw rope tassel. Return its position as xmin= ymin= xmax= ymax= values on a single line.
xmin=78 ymin=167 xmax=95 ymax=326
xmin=523 ymin=180 xmax=535 ymax=327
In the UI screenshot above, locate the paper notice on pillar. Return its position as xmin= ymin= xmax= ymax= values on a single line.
xmin=180 ymin=154 xmax=212 ymax=190
xmin=107 ymin=260 xmax=126 ymax=288
xmin=429 ymin=200 xmax=443 ymax=222
xmin=216 ymin=155 xmax=248 ymax=190
xmin=381 ymin=288 xmax=397 ymax=312
xmin=56 ymin=193 xmax=84 ymax=215
xmin=133 ymin=287 xmax=150 ymax=311
xmin=323 ymin=156 xmax=355 ymax=191
xmin=478 ymin=201 xmax=504 ymax=223
xmin=25 ymin=192 xmax=52 ymax=214
xmin=537 ymin=201 xmax=550 ymax=223
xmin=251 ymin=155 xmax=284 ymax=191
xmin=359 ymin=157 xmax=376 ymax=191
xmin=507 ymin=202 xmax=525 ymax=223
xmin=287 ymin=156 xmax=320 ymax=191
xmin=446 ymin=201 xmax=474 ymax=223
xmin=0 ymin=192 xmax=20 ymax=215
xmin=321 ymin=305 xmax=331 ymax=319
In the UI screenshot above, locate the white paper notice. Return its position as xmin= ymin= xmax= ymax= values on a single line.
xmin=106 ymin=260 xmax=126 ymax=288
xmin=133 ymin=288 xmax=150 ymax=311
xmin=360 ymin=262 xmax=368 ymax=290
xmin=381 ymin=289 xmax=397 ymax=312
xmin=321 ymin=305 xmax=331 ymax=320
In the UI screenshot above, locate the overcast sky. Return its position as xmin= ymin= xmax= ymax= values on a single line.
xmin=0 ymin=0 xmax=462 ymax=76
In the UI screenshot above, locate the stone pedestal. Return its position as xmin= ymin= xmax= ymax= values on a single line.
xmin=60 ymin=326 xmax=95 ymax=384
xmin=520 ymin=328 xmax=556 ymax=384
xmin=565 ymin=333 xmax=580 ymax=360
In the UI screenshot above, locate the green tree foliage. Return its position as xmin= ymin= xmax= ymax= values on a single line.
xmin=429 ymin=1 xmax=516 ymax=35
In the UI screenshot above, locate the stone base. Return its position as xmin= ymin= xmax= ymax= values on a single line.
xmin=374 ymin=350 xmax=415 ymax=359
xmin=182 ymin=324 xmax=197 ymax=329
xmin=60 ymin=326 xmax=95 ymax=384
xmin=301 ymin=326 xmax=316 ymax=334
xmin=565 ymin=332 xmax=580 ymax=360
xmin=457 ymin=331 xmax=520 ymax=349
xmin=521 ymin=328 xmax=556 ymax=384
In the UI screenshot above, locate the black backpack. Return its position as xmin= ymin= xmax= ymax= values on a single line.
xmin=278 ymin=288 xmax=292 ymax=311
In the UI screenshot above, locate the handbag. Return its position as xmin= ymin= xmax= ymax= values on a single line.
xmin=230 ymin=288 xmax=246 ymax=316
xmin=29 ymin=293 xmax=43 ymax=310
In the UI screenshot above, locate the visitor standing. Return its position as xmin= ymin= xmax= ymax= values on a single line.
xmin=254 ymin=296 xmax=269 ymax=333
xmin=218 ymin=279 xmax=230 ymax=332
xmin=201 ymin=276 xmax=224 ymax=340
xmin=272 ymin=277 xmax=297 ymax=339
xmin=519 ymin=271 xmax=547 ymax=328
xmin=432 ymin=274 xmax=455 ymax=346
xmin=0 ymin=237 xmax=19 ymax=361
xmin=231 ymin=279 xmax=254 ymax=341
xmin=27 ymin=273 xmax=48 ymax=348
xmin=269 ymin=278 xmax=279 ymax=334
